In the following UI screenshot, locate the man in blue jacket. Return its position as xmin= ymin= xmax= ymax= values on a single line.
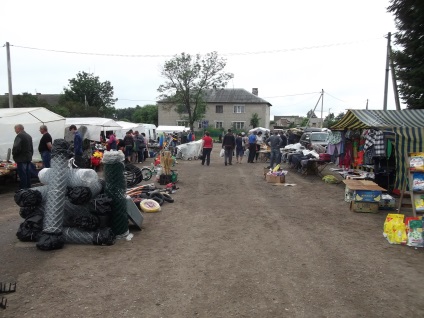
xmin=69 ymin=125 xmax=83 ymax=166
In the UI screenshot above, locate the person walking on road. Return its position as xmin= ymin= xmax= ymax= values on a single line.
xmin=266 ymin=131 xmax=282 ymax=169
xmin=38 ymin=125 xmax=52 ymax=168
xmin=134 ymin=130 xmax=146 ymax=163
xmin=247 ymin=131 xmax=257 ymax=163
xmin=201 ymin=131 xmax=213 ymax=166
xmin=222 ymin=129 xmax=235 ymax=166
xmin=13 ymin=124 xmax=34 ymax=189
xmin=235 ymin=133 xmax=245 ymax=164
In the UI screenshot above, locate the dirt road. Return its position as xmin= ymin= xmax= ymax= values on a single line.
xmin=1 ymin=147 xmax=424 ymax=317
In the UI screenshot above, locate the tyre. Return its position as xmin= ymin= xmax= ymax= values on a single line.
xmin=141 ymin=168 xmax=153 ymax=181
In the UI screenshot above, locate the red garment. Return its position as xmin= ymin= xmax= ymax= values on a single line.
xmin=202 ymin=136 xmax=213 ymax=148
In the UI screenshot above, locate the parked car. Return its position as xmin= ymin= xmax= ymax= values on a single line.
xmin=299 ymin=131 xmax=329 ymax=148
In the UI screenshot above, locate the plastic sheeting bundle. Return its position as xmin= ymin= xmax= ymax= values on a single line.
xmin=103 ymin=150 xmax=128 ymax=237
xmin=37 ymin=139 xmax=71 ymax=251
xmin=39 ymin=168 xmax=103 ymax=198
xmin=63 ymin=227 xmax=115 ymax=245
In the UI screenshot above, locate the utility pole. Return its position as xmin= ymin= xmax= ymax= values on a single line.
xmin=6 ymin=42 xmax=13 ymax=108
xmin=320 ymin=89 xmax=324 ymax=128
xmin=389 ymin=46 xmax=401 ymax=110
xmin=383 ymin=32 xmax=391 ymax=111
xmin=366 ymin=99 xmax=369 ymax=110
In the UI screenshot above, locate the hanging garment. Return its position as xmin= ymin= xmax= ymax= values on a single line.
xmin=374 ymin=130 xmax=385 ymax=157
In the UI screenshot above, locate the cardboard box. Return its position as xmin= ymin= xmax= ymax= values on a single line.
xmin=353 ymin=190 xmax=382 ymax=202
xmin=345 ymin=186 xmax=354 ymax=202
xmin=266 ymin=174 xmax=285 ymax=183
xmin=378 ymin=194 xmax=396 ymax=210
xmin=350 ymin=201 xmax=379 ymax=213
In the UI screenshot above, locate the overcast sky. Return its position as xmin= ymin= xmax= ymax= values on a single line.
xmin=1 ymin=0 xmax=399 ymax=119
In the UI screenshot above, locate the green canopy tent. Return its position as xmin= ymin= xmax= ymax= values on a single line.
xmin=331 ymin=109 xmax=424 ymax=190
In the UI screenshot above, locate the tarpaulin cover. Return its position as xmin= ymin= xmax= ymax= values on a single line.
xmin=176 ymin=140 xmax=203 ymax=160
xmin=0 ymin=107 xmax=65 ymax=161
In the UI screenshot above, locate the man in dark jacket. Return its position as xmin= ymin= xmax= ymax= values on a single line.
xmin=13 ymin=124 xmax=34 ymax=189
xmin=222 ymin=129 xmax=236 ymax=166
xmin=69 ymin=125 xmax=83 ymax=166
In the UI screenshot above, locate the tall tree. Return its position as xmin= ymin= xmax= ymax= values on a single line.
xmin=387 ymin=1 xmax=424 ymax=109
xmin=132 ymin=105 xmax=158 ymax=125
xmin=158 ymin=51 xmax=233 ymax=131
xmin=61 ymin=71 xmax=117 ymax=116
xmin=249 ymin=113 xmax=261 ymax=128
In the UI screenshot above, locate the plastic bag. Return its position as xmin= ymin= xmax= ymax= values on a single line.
xmin=383 ymin=213 xmax=406 ymax=244
xmin=322 ymin=175 xmax=339 ymax=184
xmin=414 ymin=194 xmax=424 ymax=212
xmin=407 ymin=220 xmax=423 ymax=247
xmin=67 ymin=186 xmax=92 ymax=205
xmin=412 ymin=172 xmax=424 ymax=192
xmin=14 ymin=189 xmax=43 ymax=207
xmin=16 ymin=214 xmax=44 ymax=242
xmin=36 ymin=233 xmax=65 ymax=251
xmin=220 ymin=149 xmax=225 ymax=157
xmin=410 ymin=152 xmax=424 ymax=172
xmin=91 ymin=195 xmax=113 ymax=215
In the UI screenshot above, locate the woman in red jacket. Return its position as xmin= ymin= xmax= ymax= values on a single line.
xmin=201 ymin=131 xmax=213 ymax=166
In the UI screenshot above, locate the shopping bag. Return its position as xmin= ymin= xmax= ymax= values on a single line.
xmin=219 ymin=149 xmax=225 ymax=157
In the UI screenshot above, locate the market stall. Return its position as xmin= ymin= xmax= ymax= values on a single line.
xmin=330 ymin=109 xmax=424 ymax=192
xmin=65 ymin=117 xmax=123 ymax=142
xmin=0 ymin=107 xmax=65 ymax=161
xmin=115 ymin=121 xmax=144 ymax=139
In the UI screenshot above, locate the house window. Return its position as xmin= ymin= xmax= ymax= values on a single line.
xmin=215 ymin=121 xmax=223 ymax=129
xmin=216 ymin=105 xmax=223 ymax=113
xmin=176 ymin=120 xmax=189 ymax=127
xmin=197 ymin=122 xmax=202 ymax=129
xmin=232 ymin=121 xmax=245 ymax=129
xmin=233 ymin=105 xmax=245 ymax=113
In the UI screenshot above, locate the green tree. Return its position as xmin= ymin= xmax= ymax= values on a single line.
xmin=0 ymin=92 xmax=51 ymax=108
xmin=61 ymin=71 xmax=117 ymax=116
xmin=115 ymin=106 xmax=140 ymax=121
xmin=388 ymin=1 xmax=424 ymax=109
xmin=132 ymin=105 xmax=158 ymax=125
xmin=249 ymin=113 xmax=261 ymax=128
xmin=323 ymin=113 xmax=335 ymax=128
xmin=158 ymin=51 xmax=233 ymax=131
xmin=306 ymin=109 xmax=317 ymax=118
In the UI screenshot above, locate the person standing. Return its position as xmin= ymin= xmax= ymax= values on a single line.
xmin=13 ymin=124 xmax=34 ymax=189
xmin=134 ymin=130 xmax=146 ymax=163
xmin=123 ymin=131 xmax=134 ymax=162
xmin=38 ymin=125 xmax=52 ymax=168
xmin=201 ymin=131 xmax=213 ymax=166
xmin=266 ymin=131 xmax=282 ymax=169
xmin=222 ymin=129 xmax=236 ymax=166
xmin=255 ymin=131 xmax=264 ymax=162
xmin=247 ymin=131 xmax=257 ymax=163
xmin=278 ymin=131 xmax=288 ymax=164
xmin=107 ymin=132 xmax=117 ymax=150
xmin=235 ymin=133 xmax=245 ymax=164
xmin=69 ymin=125 xmax=83 ymax=166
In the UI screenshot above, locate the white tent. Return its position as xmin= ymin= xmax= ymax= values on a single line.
xmin=248 ymin=127 xmax=270 ymax=134
xmin=115 ymin=121 xmax=144 ymax=139
xmin=0 ymin=107 xmax=65 ymax=161
xmin=65 ymin=117 xmax=123 ymax=142
xmin=156 ymin=125 xmax=190 ymax=134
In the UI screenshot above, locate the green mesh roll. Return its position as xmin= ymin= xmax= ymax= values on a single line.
xmin=103 ymin=151 xmax=128 ymax=236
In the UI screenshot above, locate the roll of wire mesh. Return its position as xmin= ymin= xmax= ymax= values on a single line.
xmin=102 ymin=151 xmax=128 ymax=237
xmin=63 ymin=227 xmax=116 ymax=245
xmin=36 ymin=139 xmax=72 ymax=250
xmin=39 ymin=168 xmax=103 ymax=197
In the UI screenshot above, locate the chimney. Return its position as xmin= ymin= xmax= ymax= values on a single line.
xmin=252 ymin=88 xmax=258 ymax=96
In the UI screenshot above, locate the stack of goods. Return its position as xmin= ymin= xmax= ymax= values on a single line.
xmin=159 ymin=151 xmax=174 ymax=185
xmin=383 ymin=213 xmax=424 ymax=248
xmin=14 ymin=140 xmax=117 ymax=250
xmin=265 ymin=165 xmax=288 ymax=184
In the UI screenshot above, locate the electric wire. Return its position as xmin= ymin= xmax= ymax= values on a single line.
xmin=10 ymin=37 xmax=383 ymax=58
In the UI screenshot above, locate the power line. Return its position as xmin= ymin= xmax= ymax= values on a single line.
xmin=324 ymin=91 xmax=348 ymax=103
xmin=263 ymin=92 xmax=320 ymax=99
xmin=10 ymin=37 xmax=383 ymax=58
